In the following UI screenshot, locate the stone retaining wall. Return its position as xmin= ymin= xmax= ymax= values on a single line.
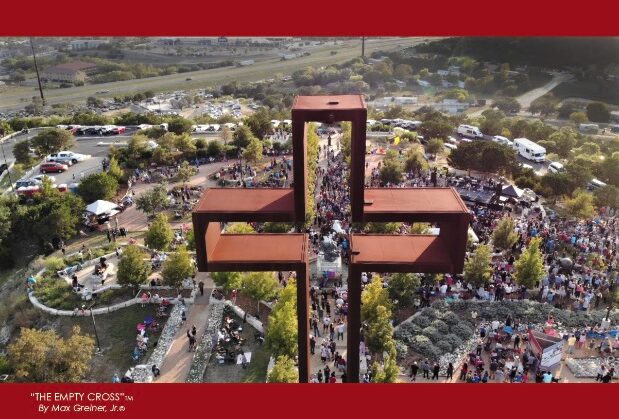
xmin=131 ymin=303 xmax=186 ymax=383
xmin=185 ymin=301 xmax=225 ymax=383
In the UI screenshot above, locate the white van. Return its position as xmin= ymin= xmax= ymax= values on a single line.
xmin=492 ymin=135 xmax=513 ymax=147
xmin=514 ymin=138 xmax=546 ymax=162
xmin=457 ymin=124 xmax=483 ymax=139
xmin=588 ymin=178 xmax=607 ymax=190
xmin=444 ymin=143 xmax=458 ymax=151
xmin=547 ymin=162 xmax=565 ymax=174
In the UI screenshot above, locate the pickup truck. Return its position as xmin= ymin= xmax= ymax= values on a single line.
xmin=46 ymin=151 xmax=90 ymax=165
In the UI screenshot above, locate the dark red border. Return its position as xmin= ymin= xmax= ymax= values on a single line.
xmin=1 ymin=0 xmax=619 ymax=35
xmin=3 ymin=383 xmax=618 ymax=418
xmin=2 ymin=1 xmax=618 ymax=417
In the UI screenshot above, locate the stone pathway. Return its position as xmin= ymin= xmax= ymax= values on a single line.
xmin=156 ymin=272 xmax=214 ymax=383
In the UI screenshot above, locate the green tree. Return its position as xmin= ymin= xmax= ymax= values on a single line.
xmin=77 ymin=172 xmax=119 ymax=203
xmin=387 ymin=273 xmax=420 ymax=308
xmin=366 ymin=305 xmax=394 ymax=355
xmin=262 ymin=222 xmax=292 ymax=233
xmin=117 ymin=245 xmax=149 ymax=287
xmin=211 ymin=272 xmax=243 ymax=293
xmin=586 ymin=102 xmax=610 ymax=123
xmin=464 ymin=244 xmax=493 ymax=287
xmin=565 ymin=162 xmax=592 ymax=190
xmin=540 ymin=172 xmax=574 ymax=197
xmin=7 ymin=326 xmax=94 ymax=382
xmin=241 ymin=272 xmax=279 ymax=315
xmin=107 ymin=156 xmax=123 ymax=181
xmin=174 ymin=133 xmax=197 ymax=157
xmin=145 ymin=213 xmax=174 ymax=251
xmin=379 ymin=156 xmax=403 ymax=185
xmin=548 ymin=127 xmax=577 ymax=159
xmin=494 ymin=97 xmax=521 ymax=114
xmin=246 ymin=108 xmax=273 ymax=139
xmin=594 ymin=185 xmax=619 ymax=209
xmin=492 ymin=218 xmax=518 ymax=251
xmin=30 ymin=128 xmax=75 ymax=155
xmin=232 ymin=125 xmax=256 ymax=149
xmin=13 ymin=140 xmax=33 ymax=165
xmin=221 ymin=126 xmax=232 ymax=146
xmin=166 ymin=117 xmax=193 ymax=134
xmin=514 ymin=237 xmax=545 ymax=289
xmin=529 ymin=96 xmax=557 ymax=117
xmin=361 ymin=277 xmax=392 ymax=325
xmin=265 ymin=287 xmax=298 ymax=357
xmin=371 ymin=347 xmax=399 ymax=383
xmin=268 ymin=355 xmax=299 ymax=383
xmin=426 ymin=138 xmax=444 ymax=156
xmin=564 ymin=190 xmax=596 ymax=219
xmin=136 ymin=183 xmax=169 ymax=216
xmin=176 ymin=161 xmax=197 ymax=184
xmin=162 ymin=246 xmax=195 ymax=289
xmin=243 ymin=137 xmax=264 ymax=165
xmin=365 ymin=222 xmax=402 ymax=234
xmin=569 ymin=111 xmax=588 ymax=126
xmin=225 ymin=222 xmax=256 ymax=234
xmin=206 ymin=140 xmax=223 ymax=157
xmin=186 ymin=228 xmax=196 ymax=251
xmin=419 ymin=119 xmax=454 ymax=140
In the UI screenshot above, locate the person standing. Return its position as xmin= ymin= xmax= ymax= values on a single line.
xmin=446 ymin=362 xmax=454 ymax=381
xmin=310 ymin=335 xmax=316 ymax=355
xmin=191 ymin=325 xmax=197 ymax=339
xmin=432 ymin=363 xmax=440 ymax=380
xmin=422 ymin=360 xmax=431 ymax=379
xmin=459 ymin=362 xmax=468 ymax=381
xmin=336 ymin=322 xmax=345 ymax=341
xmin=410 ymin=362 xmax=419 ymax=382
xmin=198 ymin=280 xmax=204 ymax=296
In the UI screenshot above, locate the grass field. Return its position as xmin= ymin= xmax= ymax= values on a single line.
xmin=0 ymin=38 xmax=423 ymax=111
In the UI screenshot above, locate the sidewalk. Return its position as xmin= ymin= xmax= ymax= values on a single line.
xmin=156 ymin=273 xmax=214 ymax=382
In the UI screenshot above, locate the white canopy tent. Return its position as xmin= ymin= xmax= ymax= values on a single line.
xmin=85 ymin=200 xmax=121 ymax=216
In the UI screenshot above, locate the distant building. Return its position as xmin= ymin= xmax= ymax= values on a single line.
xmin=429 ymin=99 xmax=470 ymax=115
xmin=41 ymin=61 xmax=97 ymax=83
xmin=69 ymin=39 xmax=109 ymax=50
xmin=370 ymin=96 xmax=418 ymax=107
xmin=218 ymin=37 xmax=228 ymax=46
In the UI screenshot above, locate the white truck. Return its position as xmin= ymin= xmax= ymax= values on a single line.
xmin=513 ymin=138 xmax=546 ymax=162
xmin=457 ymin=124 xmax=483 ymax=139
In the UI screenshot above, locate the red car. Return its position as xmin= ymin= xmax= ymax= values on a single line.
xmin=40 ymin=162 xmax=69 ymax=174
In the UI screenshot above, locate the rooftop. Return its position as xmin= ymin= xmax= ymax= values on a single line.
xmin=292 ymin=95 xmax=366 ymax=111
xmin=350 ymin=234 xmax=453 ymax=273
xmin=195 ymin=188 xmax=295 ymax=221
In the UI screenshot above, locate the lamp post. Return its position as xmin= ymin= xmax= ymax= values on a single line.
xmin=87 ymin=302 xmax=102 ymax=353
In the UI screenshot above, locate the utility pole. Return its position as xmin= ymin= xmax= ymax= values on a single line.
xmin=88 ymin=302 xmax=102 ymax=353
xmin=361 ymin=37 xmax=365 ymax=58
xmin=30 ymin=38 xmax=45 ymax=106
xmin=0 ymin=128 xmax=14 ymax=193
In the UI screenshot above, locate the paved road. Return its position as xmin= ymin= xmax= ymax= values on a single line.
xmin=0 ymin=38 xmax=426 ymax=112
xmin=467 ymin=72 xmax=573 ymax=118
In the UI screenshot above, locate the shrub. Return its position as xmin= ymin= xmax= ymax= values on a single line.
xmin=395 ymin=341 xmax=408 ymax=360
xmin=420 ymin=307 xmax=439 ymax=319
xmin=422 ymin=326 xmax=442 ymax=343
xmin=412 ymin=314 xmax=432 ymax=328
xmin=395 ymin=322 xmax=422 ymax=344
xmin=410 ymin=336 xmax=441 ymax=360
xmin=430 ymin=319 xmax=449 ymax=334
xmin=441 ymin=311 xmax=460 ymax=326
xmin=451 ymin=323 xmax=474 ymax=339
xmin=435 ymin=340 xmax=453 ymax=354
xmin=45 ymin=257 xmax=66 ymax=273
xmin=443 ymin=333 xmax=463 ymax=349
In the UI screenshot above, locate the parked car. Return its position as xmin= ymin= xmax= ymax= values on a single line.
xmin=40 ymin=162 xmax=69 ymax=174
xmin=15 ymin=179 xmax=39 ymax=189
xmin=0 ymin=163 xmax=7 ymax=174
xmin=46 ymin=151 xmax=89 ymax=165
xmin=31 ymin=174 xmax=56 ymax=183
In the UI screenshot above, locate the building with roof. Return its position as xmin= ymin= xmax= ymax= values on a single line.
xmin=41 ymin=61 xmax=97 ymax=83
